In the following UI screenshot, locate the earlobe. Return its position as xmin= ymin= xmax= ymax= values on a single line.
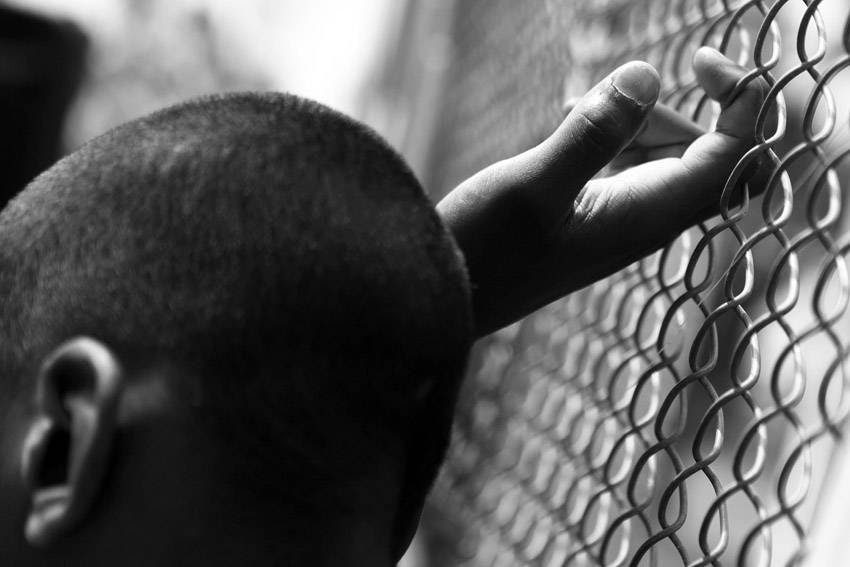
xmin=19 ymin=337 xmax=124 ymax=548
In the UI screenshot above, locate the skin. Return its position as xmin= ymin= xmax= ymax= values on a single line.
xmin=439 ymin=47 xmax=772 ymax=336
xmin=0 ymin=48 xmax=770 ymax=566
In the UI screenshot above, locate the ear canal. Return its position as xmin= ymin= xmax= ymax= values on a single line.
xmin=21 ymin=337 xmax=124 ymax=548
xmin=21 ymin=417 xmax=70 ymax=493
xmin=21 ymin=409 xmax=76 ymax=547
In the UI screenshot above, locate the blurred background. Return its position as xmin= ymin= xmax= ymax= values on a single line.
xmin=2 ymin=0 xmax=455 ymax=201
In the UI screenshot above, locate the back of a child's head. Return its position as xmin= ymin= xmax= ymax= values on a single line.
xmin=0 ymin=92 xmax=472 ymax=563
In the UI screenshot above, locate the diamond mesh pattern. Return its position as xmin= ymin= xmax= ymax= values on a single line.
xmin=428 ymin=1 xmax=850 ymax=565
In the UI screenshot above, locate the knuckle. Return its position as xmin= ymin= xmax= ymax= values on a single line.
xmin=572 ymin=180 xmax=640 ymax=239
xmin=572 ymin=109 xmax=624 ymax=156
xmin=732 ymin=76 xmax=768 ymax=108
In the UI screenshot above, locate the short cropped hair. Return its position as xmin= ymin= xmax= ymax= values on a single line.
xmin=0 ymin=93 xmax=472 ymax=540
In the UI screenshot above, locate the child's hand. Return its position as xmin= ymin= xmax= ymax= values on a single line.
xmin=437 ymin=48 xmax=771 ymax=338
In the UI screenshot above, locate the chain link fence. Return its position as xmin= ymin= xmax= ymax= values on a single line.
xmin=426 ymin=0 xmax=850 ymax=565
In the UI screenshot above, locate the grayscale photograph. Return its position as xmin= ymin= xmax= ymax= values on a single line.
xmin=0 ymin=1 xmax=849 ymax=566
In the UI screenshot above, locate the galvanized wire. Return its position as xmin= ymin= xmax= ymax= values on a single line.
xmin=428 ymin=0 xmax=850 ymax=565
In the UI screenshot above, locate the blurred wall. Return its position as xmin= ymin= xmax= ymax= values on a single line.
xmin=6 ymin=0 xmax=404 ymax=151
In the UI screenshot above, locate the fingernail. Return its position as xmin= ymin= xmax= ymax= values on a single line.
xmin=697 ymin=46 xmax=730 ymax=64
xmin=611 ymin=62 xmax=660 ymax=106
xmin=695 ymin=46 xmax=748 ymax=75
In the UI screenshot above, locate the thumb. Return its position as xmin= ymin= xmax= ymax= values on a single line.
xmin=504 ymin=61 xmax=661 ymax=221
xmin=436 ymin=61 xmax=660 ymax=336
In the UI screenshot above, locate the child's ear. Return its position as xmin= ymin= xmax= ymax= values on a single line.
xmin=19 ymin=337 xmax=124 ymax=547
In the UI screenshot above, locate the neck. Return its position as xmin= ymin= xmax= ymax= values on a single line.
xmin=215 ymin=513 xmax=396 ymax=567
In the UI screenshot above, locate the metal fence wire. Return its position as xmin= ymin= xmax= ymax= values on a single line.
xmin=426 ymin=0 xmax=850 ymax=565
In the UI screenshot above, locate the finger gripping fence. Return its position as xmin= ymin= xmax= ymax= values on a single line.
xmin=428 ymin=1 xmax=850 ymax=565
